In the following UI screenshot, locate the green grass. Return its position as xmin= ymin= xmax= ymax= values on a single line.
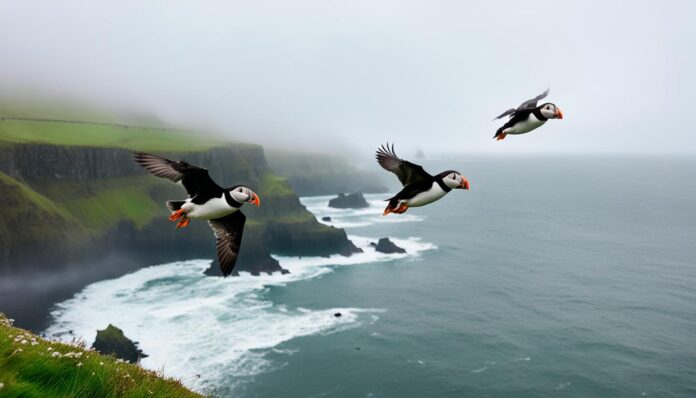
xmin=0 ymin=119 xmax=226 ymax=152
xmin=0 ymin=314 xmax=203 ymax=398
xmin=32 ymin=176 xmax=169 ymax=236
xmin=0 ymin=172 xmax=86 ymax=248
xmin=0 ymin=172 xmax=74 ymax=219
xmin=258 ymin=173 xmax=295 ymax=197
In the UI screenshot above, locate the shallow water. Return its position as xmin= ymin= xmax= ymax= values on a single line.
xmin=47 ymin=155 xmax=696 ymax=397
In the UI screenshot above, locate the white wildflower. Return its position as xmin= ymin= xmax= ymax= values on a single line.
xmin=0 ymin=382 xmax=4 ymax=389
xmin=51 ymin=351 xmax=62 ymax=358
xmin=99 ymin=362 xmax=104 ymax=366
xmin=77 ymin=362 xmax=83 ymax=367
xmin=47 ymin=347 xmax=53 ymax=351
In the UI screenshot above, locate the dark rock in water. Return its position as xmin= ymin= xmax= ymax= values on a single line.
xmin=334 ymin=312 xmax=342 ymax=317
xmin=92 ymin=324 xmax=147 ymax=363
xmin=328 ymin=192 xmax=369 ymax=209
xmin=373 ymin=238 xmax=406 ymax=254
xmin=322 ymin=216 xmax=332 ymax=222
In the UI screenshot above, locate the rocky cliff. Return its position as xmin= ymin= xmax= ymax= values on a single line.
xmin=0 ymin=142 xmax=360 ymax=276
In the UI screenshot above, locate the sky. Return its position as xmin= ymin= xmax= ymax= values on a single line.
xmin=1 ymin=0 xmax=694 ymax=156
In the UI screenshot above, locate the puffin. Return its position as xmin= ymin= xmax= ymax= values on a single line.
xmin=376 ymin=143 xmax=469 ymax=215
xmin=133 ymin=152 xmax=260 ymax=276
xmin=493 ymin=89 xmax=563 ymax=141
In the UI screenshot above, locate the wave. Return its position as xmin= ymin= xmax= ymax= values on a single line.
xmin=300 ymin=194 xmax=425 ymax=228
xmin=44 ymin=234 xmax=434 ymax=394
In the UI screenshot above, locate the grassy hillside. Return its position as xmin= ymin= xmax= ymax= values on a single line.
xmin=0 ymin=314 xmax=202 ymax=398
xmin=0 ymin=117 xmax=225 ymax=151
xmin=0 ymin=172 xmax=87 ymax=264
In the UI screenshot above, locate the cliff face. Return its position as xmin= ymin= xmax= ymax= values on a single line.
xmin=266 ymin=150 xmax=388 ymax=196
xmin=0 ymin=143 xmax=359 ymax=276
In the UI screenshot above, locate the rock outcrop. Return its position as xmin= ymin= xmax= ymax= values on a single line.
xmin=92 ymin=324 xmax=148 ymax=363
xmin=0 ymin=143 xmax=360 ymax=276
xmin=328 ymin=192 xmax=369 ymax=209
xmin=370 ymin=238 xmax=406 ymax=254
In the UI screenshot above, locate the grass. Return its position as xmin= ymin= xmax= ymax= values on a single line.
xmin=0 ymin=314 xmax=203 ymax=398
xmin=0 ymin=172 xmax=74 ymax=220
xmin=0 ymin=118 xmax=226 ymax=152
xmin=258 ymin=173 xmax=295 ymax=197
xmin=64 ymin=186 xmax=161 ymax=233
xmin=0 ymin=172 xmax=86 ymax=249
xmin=34 ymin=176 xmax=175 ymax=235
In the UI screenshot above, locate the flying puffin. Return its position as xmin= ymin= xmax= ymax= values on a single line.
xmin=493 ymin=89 xmax=563 ymax=141
xmin=376 ymin=143 xmax=469 ymax=215
xmin=133 ymin=152 xmax=260 ymax=276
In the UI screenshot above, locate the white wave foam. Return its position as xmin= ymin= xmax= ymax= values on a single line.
xmin=45 ymin=234 xmax=433 ymax=393
xmin=300 ymin=195 xmax=425 ymax=228
xmin=275 ymin=235 xmax=436 ymax=270
xmin=45 ymin=259 xmax=382 ymax=394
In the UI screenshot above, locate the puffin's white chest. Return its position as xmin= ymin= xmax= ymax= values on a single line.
xmin=182 ymin=196 xmax=237 ymax=219
xmin=407 ymin=182 xmax=447 ymax=207
xmin=506 ymin=113 xmax=546 ymax=135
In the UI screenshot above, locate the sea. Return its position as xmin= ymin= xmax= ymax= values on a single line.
xmin=44 ymin=155 xmax=696 ymax=397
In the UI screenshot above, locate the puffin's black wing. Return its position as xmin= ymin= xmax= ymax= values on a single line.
xmin=376 ymin=143 xmax=432 ymax=186
xmin=494 ymin=108 xmax=518 ymax=120
xmin=208 ymin=211 xmax=246 ymax=277
xmin=133 ymin=152 xmax=222 ymax=198
xmin=518 ymin=89 xmax=549 ymax=110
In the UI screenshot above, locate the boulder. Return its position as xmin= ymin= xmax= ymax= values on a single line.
xmin=371 ymin=237 xmax=406 ymax=254
xmin=92 ymin=324 xmax=148 ymax=363
xmin=328 ymin=192 xmax=369 ymax=209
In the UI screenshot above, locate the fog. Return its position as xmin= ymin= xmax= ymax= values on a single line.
xmin=1 ymin=0 xmax=694 ymax=156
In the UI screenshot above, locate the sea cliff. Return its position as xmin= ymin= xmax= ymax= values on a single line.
xmin=0 ymin=122 xmax=360 ymax=277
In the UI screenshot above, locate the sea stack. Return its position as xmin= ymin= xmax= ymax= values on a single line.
xmin=328 ymin=192 xmax=369 ymax=209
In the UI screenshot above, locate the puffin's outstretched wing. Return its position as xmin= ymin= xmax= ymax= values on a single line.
xmin=495 ymin=89 xmax=549 ymax=119
xmin=208 ymin=211 xmax=246 ymax=277
xmin=376 ymin=143 xmax=432 ymax=186
xmin=518 ymin=88 xmax=549 ymax=110
xmin=133 ymin=152 xmax=222 ymax=198
xmin=494 ymin=108 xmax=518 ymax=120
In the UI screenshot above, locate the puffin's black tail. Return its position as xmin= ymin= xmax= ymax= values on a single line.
xmin=166 ymin=200 xmax=186 ymax=211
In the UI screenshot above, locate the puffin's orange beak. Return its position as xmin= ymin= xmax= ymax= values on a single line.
xmin=249 ymin=192 xmax=261 ymax=207
xmin=458 ymin=178 xmax=470 ymax=190
xmin=556 ymin=108 xmax=564 ymax=119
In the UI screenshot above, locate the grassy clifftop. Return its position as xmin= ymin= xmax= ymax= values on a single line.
xmin=0 ymin=114 xmax=359 ymax=276
xmin=0 ymin=314 xmax=202 ymax=398
xmin=0 ymin=117 xmax=225 ymax=152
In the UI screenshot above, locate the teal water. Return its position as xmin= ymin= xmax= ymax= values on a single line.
xmin=48 ymin=156 xmax=696 ymax=397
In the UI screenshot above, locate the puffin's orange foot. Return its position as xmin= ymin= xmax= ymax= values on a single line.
xmin=394 ymin=203 xmax=409 ymax=214
xmin=176 ymin=217 xmax=190 ymax=228
xmin=169 ymin=209 xmax=186 ymax=221
xmin=496 ymin=133 xmax=507 ymax=141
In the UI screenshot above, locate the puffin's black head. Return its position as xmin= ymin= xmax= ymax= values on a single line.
xmin=228 ymin=185 xmax=261 ymax=207
xmin=539 ymin=103 xmax=563 ymax=119
xmin=437 ymin=170 xmax=470 ymax=190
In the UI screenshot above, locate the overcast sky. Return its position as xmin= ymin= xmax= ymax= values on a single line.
xmin=1 ymin=0 xmax=694 ymax=155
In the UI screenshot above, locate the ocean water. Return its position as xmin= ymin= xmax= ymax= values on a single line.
xmin=46 ymin=156 xmax=696 ymax=397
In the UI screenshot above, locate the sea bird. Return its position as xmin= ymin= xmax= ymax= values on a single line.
xmin=494 ymin=89 xmax=563 ymax=141
xmin=133 ymin=152 xmax=260 ymax=276
xmin=376 ymin=143 xmax=469 ymax=215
